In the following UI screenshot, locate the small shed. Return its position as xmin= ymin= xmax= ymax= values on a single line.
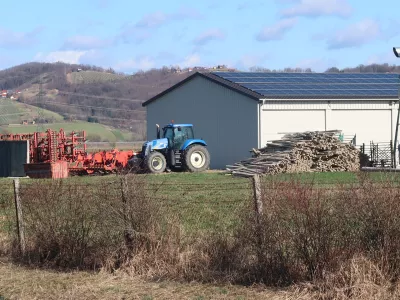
xmin=0 ymin=140 xmax=30 ymax=177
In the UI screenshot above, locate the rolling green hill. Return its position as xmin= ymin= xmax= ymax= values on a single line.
xmin=0 ymin=62 xmax=198 ymax=135
xmin=0 ymin=99 xmax=64 ymax=125
xmin=0 ymin=121 xmax=135 ymax=142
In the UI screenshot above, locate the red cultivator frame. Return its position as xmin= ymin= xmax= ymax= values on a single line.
xmin=0 ymin=129 xmax=135 ymax=177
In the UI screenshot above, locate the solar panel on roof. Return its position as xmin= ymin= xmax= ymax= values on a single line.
xmin=213 ymin=72 xmax=400 ymax=79
xmin=241 ymin=84 xmax=398 ymax=90
xmin=211 ymin=71 xmax=400 ymax=98
xmin=234 ymin=78 xmax=399 ymax=84
xmin=253 ymin=89 xmax=397 ymax=96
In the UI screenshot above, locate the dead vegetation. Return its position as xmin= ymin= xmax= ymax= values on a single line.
xmin=0 ymin=258 xmax=279 ymax=300
xmin=2 ymin=173 xmax=400 ymax=299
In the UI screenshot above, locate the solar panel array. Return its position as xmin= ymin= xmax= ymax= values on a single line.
xmin=211 ymin=72 xmax=400 ymax=99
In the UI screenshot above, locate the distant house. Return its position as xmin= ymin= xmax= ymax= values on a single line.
xmin=1 ymin=90 xmax=7 ymax=98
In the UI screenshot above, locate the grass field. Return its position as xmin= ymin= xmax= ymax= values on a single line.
xmin=0 ymin=121 xmax=135 ymax=142
xmin=0 ymin=99 xmax=64 ymax=125
xmin=1 ymin=171 xmax=398 ymax=237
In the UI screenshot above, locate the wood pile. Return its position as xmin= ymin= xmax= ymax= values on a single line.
xmin=226 ymin=130 xmax=360 ymax=177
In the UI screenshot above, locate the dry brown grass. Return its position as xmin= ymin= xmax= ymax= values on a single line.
xmin=0 ymin=257 xmax=280 ymax=300
xmin=2 ymin=255 xmax=400 ymax=300
xmin=286 ymin=256 xmax=400 ymax=300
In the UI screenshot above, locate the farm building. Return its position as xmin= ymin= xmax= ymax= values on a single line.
xmin=142 ymin=72 xmax=400 ymax=169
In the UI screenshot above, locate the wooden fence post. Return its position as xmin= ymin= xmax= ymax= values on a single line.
xmin=252 ymin=174 xmax=263 ymax=215
xmin=252 ymin=174 xmax=264 ymax=269
xmin=13 ymin=179 xmax=25 ymax=256
xmin=120 ymin=176 xmax=134 ymax=252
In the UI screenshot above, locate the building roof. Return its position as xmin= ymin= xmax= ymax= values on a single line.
xmin=142 ymin=72 xmax=262 ymax=106
xmin=213 ymin=72 xmax=400 ymax=100
xmin=142 ymin=72 xmax=400 ymax=106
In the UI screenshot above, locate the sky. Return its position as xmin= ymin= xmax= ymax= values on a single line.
xmin=1 ymin=0 xmax=400 ymax=73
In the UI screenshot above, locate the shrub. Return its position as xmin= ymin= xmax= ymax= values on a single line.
xmin=7 ymin=172 xmax=400 ymax=295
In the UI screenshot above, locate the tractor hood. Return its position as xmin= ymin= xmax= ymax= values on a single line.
xmin=144 ymin=138 xmax=169 ymax=150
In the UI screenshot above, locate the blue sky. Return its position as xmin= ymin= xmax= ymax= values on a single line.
xmin=1 ymin=0 xmax=400 ymax=73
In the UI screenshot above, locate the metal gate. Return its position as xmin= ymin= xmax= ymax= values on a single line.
xmin=360 ymin=141 xmax=394 ymax=168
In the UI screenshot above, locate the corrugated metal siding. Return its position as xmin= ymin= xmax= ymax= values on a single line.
xmin=330 ymin=110 xmax=392 ymax=144
xmin=261 ymin=110 xmax=326 ymax=146
xmin=146 ymin=76 xmax=258 ymax=169
xmin=261 ymin=100 xmax=395 ymax=147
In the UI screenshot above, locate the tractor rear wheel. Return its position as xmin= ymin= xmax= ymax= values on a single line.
xmin=146 ymin=151 xmax=166 ymax=173
xmin=183 ymin=145 xmax=210 ymax=172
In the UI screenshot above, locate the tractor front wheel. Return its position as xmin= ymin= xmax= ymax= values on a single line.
xmin=184 ymin=145 xmax=210 ymax=172
xmin=146 ymin=151 xmax=166 ymax=173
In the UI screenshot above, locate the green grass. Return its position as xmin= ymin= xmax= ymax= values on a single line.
xmin=0 ymin=99 xmax=64 ymax=125
xmin=2 ymin=171 xmax=400 ymax=239
xmin=0 ymin=121 xmax=134 ymax=142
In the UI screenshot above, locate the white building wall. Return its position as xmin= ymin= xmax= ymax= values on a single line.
xmin=145 ymin=76 xmax=259 ymax=169
xmin=260 ymin=100 xmax=397 ymax=148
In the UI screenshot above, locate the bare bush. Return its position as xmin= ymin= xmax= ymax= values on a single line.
xmin=5 ymin=172 xmax=400 ymax=298
xmin=14 ymin=175 xmax=170 ymax=270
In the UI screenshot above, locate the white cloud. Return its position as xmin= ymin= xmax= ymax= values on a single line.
xmin=280 ymin=0 xmax=353 ymax=18
xmin=256 ymin=18 xmax=297 ymax=41
xmin=134 ymin=7 xmax=202 ymax=29
xmin=34 ymin=50 xmax=88 ymax=64
xmin=313 ymin=18 xmax=400 ymax=50
xmin=320 ymin=19 xmax=381 ymax=49
xmin=135 ymin=11 xmax=169 ymax=28
xmin=0 ymin=27 xmax=43 ymax=49
xmin=118 ymin=7 xmax=202 ymax=44
xmin=62 ymin=35 xmax=113 ymax=50
xmin=114 ymin=56 xmax=156 ymax=71
xmin=193 ymin=29 xmax=225 ymax=45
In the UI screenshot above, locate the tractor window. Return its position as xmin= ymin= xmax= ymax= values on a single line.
xmin=173 ymin=128 xmax=185 ymax=150
xmin=181 ymin=127 xmax=194 ymax=140
xmin=163 ymin=127 xmax=174 ymax=147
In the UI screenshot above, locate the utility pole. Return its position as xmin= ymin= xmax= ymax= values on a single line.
xmin=392 ymin=47 xmax=400 ymax=168
xmin=36 ymin=76 xmax=45 ymax=132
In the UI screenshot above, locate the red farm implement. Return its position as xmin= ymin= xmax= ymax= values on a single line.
xmin=0 ymin=129 xmax=135 ymax=178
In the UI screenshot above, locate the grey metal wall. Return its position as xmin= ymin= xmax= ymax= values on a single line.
xmin=146 ymin=76 xmax=258 ymax=169
xmin=0 ymin=141 xmax=29 ymax=177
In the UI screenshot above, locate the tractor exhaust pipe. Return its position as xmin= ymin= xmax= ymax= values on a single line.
xmin=156 ymin=124 xmax=160 ymax=139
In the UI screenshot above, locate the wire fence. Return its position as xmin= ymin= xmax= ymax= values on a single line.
xmin=3 ymin=173 xmax=400 ymax=283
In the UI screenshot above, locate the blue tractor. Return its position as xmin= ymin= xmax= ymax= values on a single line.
xmin=129 ymin=123 xmax=210 ymax=173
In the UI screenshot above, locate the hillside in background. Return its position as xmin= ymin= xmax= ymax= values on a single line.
xmin=0 ymin=62 xmax=199 ymax=140
xmin=0 ymin=62 xmax=399 ymax=141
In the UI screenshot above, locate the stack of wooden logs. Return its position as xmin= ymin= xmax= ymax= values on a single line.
xmin=226 ymin=130 xmax=360 ymax=177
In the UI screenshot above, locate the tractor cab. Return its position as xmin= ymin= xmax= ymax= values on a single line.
xmin=159 ymin=124 xmax=194 ymax=150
